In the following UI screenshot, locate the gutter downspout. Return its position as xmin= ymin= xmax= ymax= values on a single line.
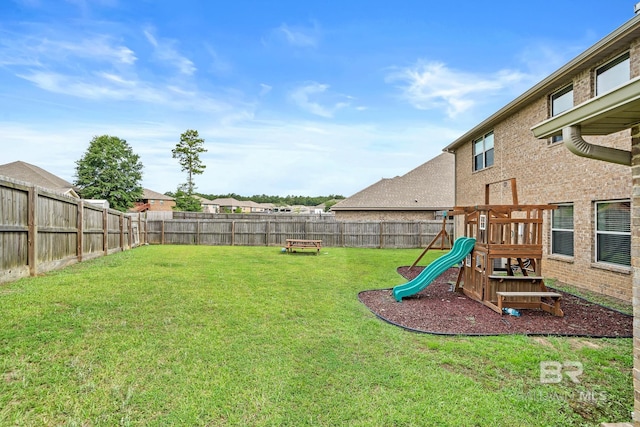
xmin=563 ymin=125 xmax=632 ymax=166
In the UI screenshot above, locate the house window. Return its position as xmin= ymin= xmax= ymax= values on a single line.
xmin=551 ymin=204 xmax=574 ymax=257
xmin=595 ymin=200 xmax=630 ymax=267
xmin=596 ymin=52 xmax=630 ymax=96
xmin=550 ymin=85 xmax=573 ymax=144
xmin=473 ymin=131 xmax=494 ymax=171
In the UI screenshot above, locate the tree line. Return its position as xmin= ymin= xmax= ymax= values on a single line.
xmin=72 ymin=131 xmax=344 ymax=212
xmin=199 ymin=193 xmax=345 ymax=207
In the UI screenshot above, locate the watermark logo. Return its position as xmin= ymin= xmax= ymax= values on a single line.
xmin=540 ymin=361 xmax=583 ymax=384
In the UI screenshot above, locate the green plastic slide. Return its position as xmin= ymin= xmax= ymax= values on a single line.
xmin=393 ymin=236 xmax=476 ymax=302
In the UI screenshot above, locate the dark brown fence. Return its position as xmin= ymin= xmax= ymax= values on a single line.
xmin=0 ymin=177 xmax=145 ymax=283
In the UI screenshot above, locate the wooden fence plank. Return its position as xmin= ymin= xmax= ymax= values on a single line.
xmin=142 ymin=218 xmax=452 ymax=249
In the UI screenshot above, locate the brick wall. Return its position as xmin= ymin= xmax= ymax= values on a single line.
xmin=631 ymin=128 xmax=640 ymax=425
xmin=453 ymin=50 xmax=635 ymax=301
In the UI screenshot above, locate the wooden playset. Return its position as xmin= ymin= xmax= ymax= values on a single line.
xmin=420 ymin=179 xmax=563 ymax=316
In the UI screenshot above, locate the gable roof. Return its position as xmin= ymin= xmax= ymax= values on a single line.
xmin=212 ymin=197 xmax=245 ymax=207
xmin=0 ymin=161 xmax=79 ymax=198
xmin=331 ymin=153 xmax=454 ymax=211
xmin=193 ymin=195 xmax=217 ymax=205
xmin=142 ymin=188 xmax=175 ymax=201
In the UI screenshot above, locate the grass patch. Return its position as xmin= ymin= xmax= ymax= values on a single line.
xmin=0 ymin=246 xmax=633 ymax=426
xmin=545 ymin=278 xmax=633 ymax=315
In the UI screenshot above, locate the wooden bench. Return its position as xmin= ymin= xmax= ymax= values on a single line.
xmin=285 ymin=239 xmax=322 ymax=255
xmin=489 ymin=275 xmax=544 ymax=282
xmin=496 ymin=291 xmax=563 ymax=317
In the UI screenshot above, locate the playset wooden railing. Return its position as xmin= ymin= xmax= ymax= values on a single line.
xmin=449 ymin=179 xmax=561 ymax=315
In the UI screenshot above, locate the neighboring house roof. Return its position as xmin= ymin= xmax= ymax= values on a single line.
xmin=246 ymin=200 xmax=268 ymax=209
xmin=0 ymin=160 xmax=79 ymax=198
xmin=444 ymin=13 xmax=640 ymax=153
xmin=212 ymin=197 xmax=242 ymax=206
xmin=142 ymin=188 xmax=175 ymax=201
xmin=332 ymin=153 xmax=454 ymax=211
xmin=194 ymin=195 xmax=218 ymax=205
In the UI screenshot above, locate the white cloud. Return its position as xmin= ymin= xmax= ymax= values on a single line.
xmin=204 ymin=44 xmax=232 ymax=75
xmin=290 ymin=82 xmax=350 ymax=118
xmin=143 ymin=28 xmax=196 ymax=76
xmin=0 ymin=31 xmax=136 ymax=66
xmin=0 ymin=115 xmax=462 ymax=197
xmin=259 ymin=83 xmax=272 ymax=96
xmin=273 ymin=23 xmax=319 ymax=47
xmin=0 ymin=26 xmax=237 ymax=113
xmin=387 ymin=61 xmax=529 ymax=118
xmin=15 ymin=70 xmax=230 ymax=113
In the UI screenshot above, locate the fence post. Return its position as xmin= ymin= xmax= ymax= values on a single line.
xmin=144 ymin=215 xmax=148 ymax=245
xmin=231 ymin=220 xmax=235 ymax=246
xmin=196 ymin=220 xmax=200 ymax=245
xmin=77 ymin=200 xmax=84 ymax=262
xmin=119 ymin=213 xmax=124 ymax=251
xmin=379 ymin=221 xmax=383 ymax=249
xmin=103 ymin=209 xmax=108 ymax=255
xmin=127 ymin=215 xmax=133 ymax=248
xmin=161 ymin=220 xmax=165 ymax=245
xmin=27 ymin=186 xmax=38 ymax=277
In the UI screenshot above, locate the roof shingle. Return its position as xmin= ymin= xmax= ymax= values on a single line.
xmin=0 ymin=161 xmax=78 ymax=197
xmin=332 ymin=153 xmax=454 ymax=211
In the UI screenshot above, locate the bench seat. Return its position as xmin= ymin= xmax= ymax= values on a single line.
xmin=489 ymin=275 xmax=544 ymax=281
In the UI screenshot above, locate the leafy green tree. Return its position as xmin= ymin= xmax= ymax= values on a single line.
xmin=172 ymin=129 xmax=207 ymax=195
xmin=171 ymin=185 xmax=202 ymax=212
xmin=74 ymin=135 xmax=143 ymax=212
xmin=324 ymin=199 xmax=338 ymax=212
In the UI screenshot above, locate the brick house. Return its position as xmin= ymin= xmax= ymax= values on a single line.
xmin=441 ymin=12 xmax=640 ymax=422
xmin=194 ymin=195 xmax=219 ymax=213
xmin=331 ymin=153 xmax=454 ymax=221
xmin=443 ymin=14 xmax=640 ymax=303
xmin=133 ymin=188 xmax=176 ymax=212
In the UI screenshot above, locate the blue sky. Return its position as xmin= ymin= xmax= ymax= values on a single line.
xmin=0 ymin=0 xmax=636 ymax=197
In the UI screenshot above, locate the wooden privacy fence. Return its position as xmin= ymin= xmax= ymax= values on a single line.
xmin=145 ymin=218 xmax=453 ymax=249
xmin=0 ymin=175 xmax=452 ymax=282
xmin=0 ymin=177 xmax=145 ymax=283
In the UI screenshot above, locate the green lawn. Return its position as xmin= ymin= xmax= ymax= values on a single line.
xmin=0 ymin=245 xmax=633 ymax=426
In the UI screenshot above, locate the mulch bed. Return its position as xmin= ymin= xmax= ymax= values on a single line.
xmin=358 ymin=266 xmax=632 ymax=337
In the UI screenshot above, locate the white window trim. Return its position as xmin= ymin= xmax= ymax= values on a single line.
xmin=549 ymin=84 xmax=573 ymax=144
xmin=473 ymin=131 xmax=494 ymax=172
xmin=551 ymin=84 xmax=573 ymax=116
xmin=594 ymin=199 xmax=631 ymax=267
xmin=595 ymin=51 xmax=630 ymax=96
xmin=550 ymin=203 xmax=574 ymax=257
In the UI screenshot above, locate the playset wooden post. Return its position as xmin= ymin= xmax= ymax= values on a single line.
xmin=409 ymin=213 xmax=453 ymax=271
xmin=451 ymin=179 xmax=563 ymax=316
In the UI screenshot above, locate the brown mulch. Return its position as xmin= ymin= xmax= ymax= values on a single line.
xmin=358 ymin=267 xmax=632 ymax=337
